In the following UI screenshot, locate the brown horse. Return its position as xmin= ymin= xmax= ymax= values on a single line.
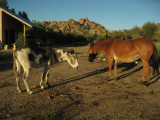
xmin=88 ymin=38 xmax=159 ymax=87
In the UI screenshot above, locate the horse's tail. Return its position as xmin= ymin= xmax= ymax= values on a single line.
xmin=152 ymin=46 xmax=159 ymax=75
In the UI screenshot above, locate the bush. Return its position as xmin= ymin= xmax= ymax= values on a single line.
xmin=155 ymin=43 xmax=160 ymax=57
xmin=16 ymin=32 xmax=27 ymax=46
xmin=142 ymin=22 xmax=158 ymax=40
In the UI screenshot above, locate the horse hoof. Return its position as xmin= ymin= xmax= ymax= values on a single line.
xmin=142 ymin=81 xmax=150 ymax=87
xmin=106 ymin=77 xmax=110 ymax=82
xmin=139 ymin=81 xmax=143 ymax=85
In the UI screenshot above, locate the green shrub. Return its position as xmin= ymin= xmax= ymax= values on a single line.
xmin=155 ymin=43 xmax=160 ymax=57
xmin=41 ymin=108 xmax=56 ymax=120
xmin=16 ymin=32 xmax=27 ymax=46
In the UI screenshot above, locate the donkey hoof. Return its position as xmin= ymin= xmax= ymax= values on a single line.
xmin=41 ymin=86 xmax=44 ymax=90
xmin=47 ymin=84 xmax=51 ymax=88
xmin=142 ymin=81 xmax=150 ymax=87
xmin=27 ymin=90 xmax=33 ymax=94
xmin=18 ymin=89 xmax=22 ymax=93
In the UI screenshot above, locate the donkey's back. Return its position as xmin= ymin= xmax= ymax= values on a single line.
xmin=14 ymin=47 xmax=54 ymax=69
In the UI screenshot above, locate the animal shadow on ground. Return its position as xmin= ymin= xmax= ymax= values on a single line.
xmin=51 ymin=62 xmax=141 ymax=88
xmin=116 ymin=62 xmax=142 ymax=81
xmin=52 ymin=101 xmax=83 ymax=120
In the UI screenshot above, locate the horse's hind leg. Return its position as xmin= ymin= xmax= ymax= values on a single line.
xmin=23 ymin=68 xmax=32 ymax=94
xmin=145 ymin=62 xmax=151 ymax=86
xmin=141 ymin=60 xmax=150 ymax=87
xmin=40 ymin=66 xmax=50 ymax=89
xmin=13 ymin=59 xmax=22 ymax=93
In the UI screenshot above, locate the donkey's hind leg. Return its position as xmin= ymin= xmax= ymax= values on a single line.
xmin=45 ymin=69 xmax=50 ymax=87
xmin=23 ymin=68 xmax=32 ymax=94
xmin=13 ymin=60 xmax=22 ymax=93
xmin=40 ymin=66 xmax=50 ymax=89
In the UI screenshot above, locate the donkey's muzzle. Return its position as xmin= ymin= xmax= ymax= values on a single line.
xmin=73 ymin=66 xmax=79 ymax=72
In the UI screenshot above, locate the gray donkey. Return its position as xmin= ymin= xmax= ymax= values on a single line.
xmin=13 ymin=47 xmax=79 ymax=94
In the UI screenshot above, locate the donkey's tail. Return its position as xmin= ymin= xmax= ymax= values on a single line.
xmin=152 ymin=46 xmax=159 ymax=75
xmin=13 ymin=51 xmax=17 ymax=75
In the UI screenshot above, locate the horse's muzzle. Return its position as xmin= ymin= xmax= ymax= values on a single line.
xmin=88 ymin=53 xmax=96 ymax=62
xmin=88 ymin=57 xmax=94 ymax=62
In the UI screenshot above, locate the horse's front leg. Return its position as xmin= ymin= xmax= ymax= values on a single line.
xmin=106 ymin=58 xmax=113 ymax=81
xmin=40 ymin=66 xmax=50 ymax=89
xmin=114 ymin=60 xmax=118 ymax=81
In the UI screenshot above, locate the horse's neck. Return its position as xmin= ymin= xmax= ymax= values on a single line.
xmin=94 ymin=40 xmax=112 ymax=53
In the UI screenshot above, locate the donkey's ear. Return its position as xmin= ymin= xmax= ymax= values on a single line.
xmin=90 ymin=41 xmax=94 ymax=47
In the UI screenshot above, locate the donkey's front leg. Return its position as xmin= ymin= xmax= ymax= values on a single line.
xmin=16 ymin=77 xmax=21 ymax=93
xmin=40 ymin=66 xmax=49 ymax=89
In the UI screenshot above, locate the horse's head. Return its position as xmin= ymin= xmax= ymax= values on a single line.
xmin=57 ymin=49 xmax=79 ymax=71
xmin=88 ymin=41 xmax=97 ymax=62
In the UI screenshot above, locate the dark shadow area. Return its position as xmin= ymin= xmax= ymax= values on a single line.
xmin=51 ymin=67 xmax=108 ymax=88
xmin=149 ymin=74 xmax=160 ymax=85
xmin=53 ymin=101 xmax=83 ymax=120
xmin=0 ymin=82 xmax=14 ymax=88
xmin=119 ymin=62 xmax=139 ymax=73
xmin=116 ymin=66 xmax=143 ymax=81
xmin=50 ymin=62 xmax=140 ymax=88
xmin=116 ymin=62 xmax=142 ymax=81
xmin=0 ymin=54 xmax=13 ymax=71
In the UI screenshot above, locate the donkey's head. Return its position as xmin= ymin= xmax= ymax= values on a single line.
xmin=88 ymin=41 xmax=97 ymax=62
xmin=57 ymin=49 xmax=79 ymax=71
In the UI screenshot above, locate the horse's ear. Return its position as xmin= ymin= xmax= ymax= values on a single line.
xmin=90 ymin=41 xmax=94 ymax=47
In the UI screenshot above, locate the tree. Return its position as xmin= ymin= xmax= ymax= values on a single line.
xmin=16 ymin=32 xmax=27 ymax=46
xmin=142 ymin=22 xmax=158 ymax=40
xmin=18 ymin=11 xmax=29 ymax=20
xmin=10 ymin=8 xmax=15 ymax=13
xmin=0 ymin=0 xmax=8 ymax=9
xmin=129 ymin=26 xmax=143 ymax=39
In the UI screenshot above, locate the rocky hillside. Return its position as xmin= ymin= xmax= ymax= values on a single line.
xmin=35 ymin=18 xmax=107 ymax=40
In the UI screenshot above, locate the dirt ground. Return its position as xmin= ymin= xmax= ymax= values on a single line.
xmin=0 ymin=45 xmax=160 ymax=120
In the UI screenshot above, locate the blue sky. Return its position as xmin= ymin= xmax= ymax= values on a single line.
xmin=7 ymin=0 xmax=160 ymax=30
